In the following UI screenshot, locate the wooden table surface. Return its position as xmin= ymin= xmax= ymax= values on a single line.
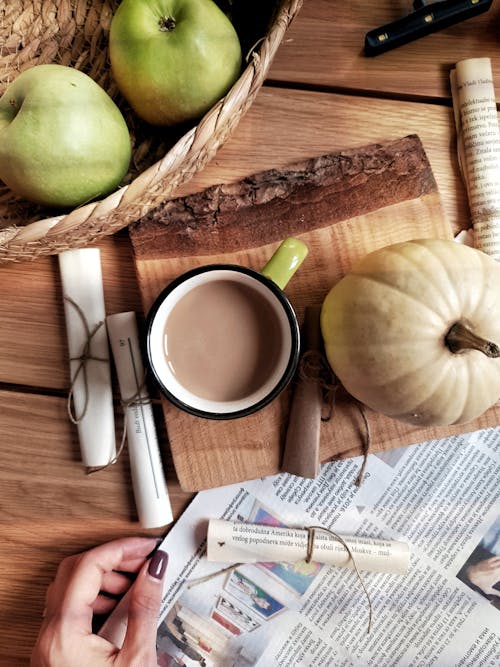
xmin=1 ymin=1 xmax=499 ymax=664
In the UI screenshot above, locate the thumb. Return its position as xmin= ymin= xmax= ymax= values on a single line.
xmin=119 ymin=549 xmax=168 ymax=665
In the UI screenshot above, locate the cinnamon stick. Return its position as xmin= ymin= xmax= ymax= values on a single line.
xmin=281 ymin=306 xmax=323 ymax=478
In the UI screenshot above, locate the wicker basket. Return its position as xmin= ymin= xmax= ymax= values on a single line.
xmin=0 ymin=0 xmax=302 ymax=263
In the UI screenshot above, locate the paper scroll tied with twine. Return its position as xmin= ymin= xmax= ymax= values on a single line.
xmin=59 ymin=248 xmax=116 ymax=468
xmin=207 ymin=519 xmax=410 ymax=576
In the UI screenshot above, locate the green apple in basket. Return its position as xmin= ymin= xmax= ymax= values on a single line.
xmin=109 ymin=0 xmax=243 ymax=126
xmin=0 ymin=64 xmax=131 ymax=208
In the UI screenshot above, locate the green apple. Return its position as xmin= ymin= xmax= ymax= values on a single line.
xmin=109 ymin=0 xmax=242 ymax=126
xmin=0 ymin=64 xmax=131 ymax=208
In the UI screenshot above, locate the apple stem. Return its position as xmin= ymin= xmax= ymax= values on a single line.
xmin=445 ymin=321 xmax=500 ymax=358
xmin=159 ymin=16 xmax=176 ymax=31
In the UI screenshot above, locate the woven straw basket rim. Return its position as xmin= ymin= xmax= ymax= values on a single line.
xmin=0 ymin=0 xmax=303 ymax=263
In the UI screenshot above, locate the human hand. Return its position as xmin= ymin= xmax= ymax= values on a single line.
xmin=31 ymin=537 xmax=168 ymax=667
xmin=466 ymin=556 xmax=500 ymax=597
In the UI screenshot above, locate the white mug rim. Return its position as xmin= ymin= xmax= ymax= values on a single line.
xmin=146 ymin=265 xmax=300 ymax=419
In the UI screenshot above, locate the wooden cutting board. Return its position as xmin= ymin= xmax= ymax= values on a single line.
xmin=130 ymin=135 xmax=500 ymax=491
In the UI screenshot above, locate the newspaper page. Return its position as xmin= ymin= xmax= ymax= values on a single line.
xmin=100 ymin=427 xmax=500 ymax=666
xmin=450 ymin=57 xmax=500 ymax=261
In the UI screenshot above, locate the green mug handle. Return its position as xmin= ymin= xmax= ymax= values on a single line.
xmin=261 ymin=237 xmax=308 ymax=290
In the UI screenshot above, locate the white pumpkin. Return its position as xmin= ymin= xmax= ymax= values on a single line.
xmin=320 ymin=239 xmax=500 ymax=426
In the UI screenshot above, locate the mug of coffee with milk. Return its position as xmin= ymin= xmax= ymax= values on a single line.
xmin=146 ymin=238 xmax=308 ymax=419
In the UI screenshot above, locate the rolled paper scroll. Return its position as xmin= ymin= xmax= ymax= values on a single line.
xmin=450 ymin=57 xmax=500 ymax=260
xmin=58 ymin=248 xmax=116 ymax=468
xmin=106 ymin=311 xmax=173 ymax=528
xmin=207 ymin=519 xmax=410 ymax=575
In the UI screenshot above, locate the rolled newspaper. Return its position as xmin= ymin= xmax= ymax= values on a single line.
xmin=207 ymin=519 xmax=410 ymax=575
xmin=450 ymin=57 xmax=500 ymax=260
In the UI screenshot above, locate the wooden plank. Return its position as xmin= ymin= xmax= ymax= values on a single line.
xmin=0 ymin=388 xmax=193 ymax=665
xmin=130 ymin=135 xmax=491 ymax=492
xmin=269 ymin=0 xmax=500 ymax=100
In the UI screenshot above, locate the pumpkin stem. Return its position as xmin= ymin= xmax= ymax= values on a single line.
xmin=445 ymin=322 xmax=500 ymax=358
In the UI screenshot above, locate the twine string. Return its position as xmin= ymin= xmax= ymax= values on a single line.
xmin=186 ymin=563 xmax=243 ymax=589
xmin=298 ymin=350 xmax=339 ymax=422
xmin=305 ymin=525 xmax=373 ymax=634
xmin=86 ymin=378 xmax=151 ymax=475
xmin=354 ymin=403 xmax=371 ymax=487
xmin=297 ymin=350 xmax=371 ymax=484
xmin=64 ymin=295 xmax=108 ymax=425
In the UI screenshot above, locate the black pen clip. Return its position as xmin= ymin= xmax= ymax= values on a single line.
xmin=364 ymin=0 xmax=493 ymax=57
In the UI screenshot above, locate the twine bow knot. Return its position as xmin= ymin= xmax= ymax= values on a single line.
xmin=65 ymin=295 xmax=108 ymax=425
xmin=86 ymin=380 xmax=152 ymax=475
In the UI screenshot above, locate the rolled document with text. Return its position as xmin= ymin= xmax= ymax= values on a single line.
xmin=106 ymin=311 xmax=173 ymax=529
xmin=207 ymin=519 xmax=410 ymax=575
xmin=450 ymin=57 xmax=500 ymax=260
xmin=59 ymin=248 xmax=116 ymax=468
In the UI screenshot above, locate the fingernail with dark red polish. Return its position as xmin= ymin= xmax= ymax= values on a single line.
xmin=148 ymin=550 xmax=168 ymax=580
